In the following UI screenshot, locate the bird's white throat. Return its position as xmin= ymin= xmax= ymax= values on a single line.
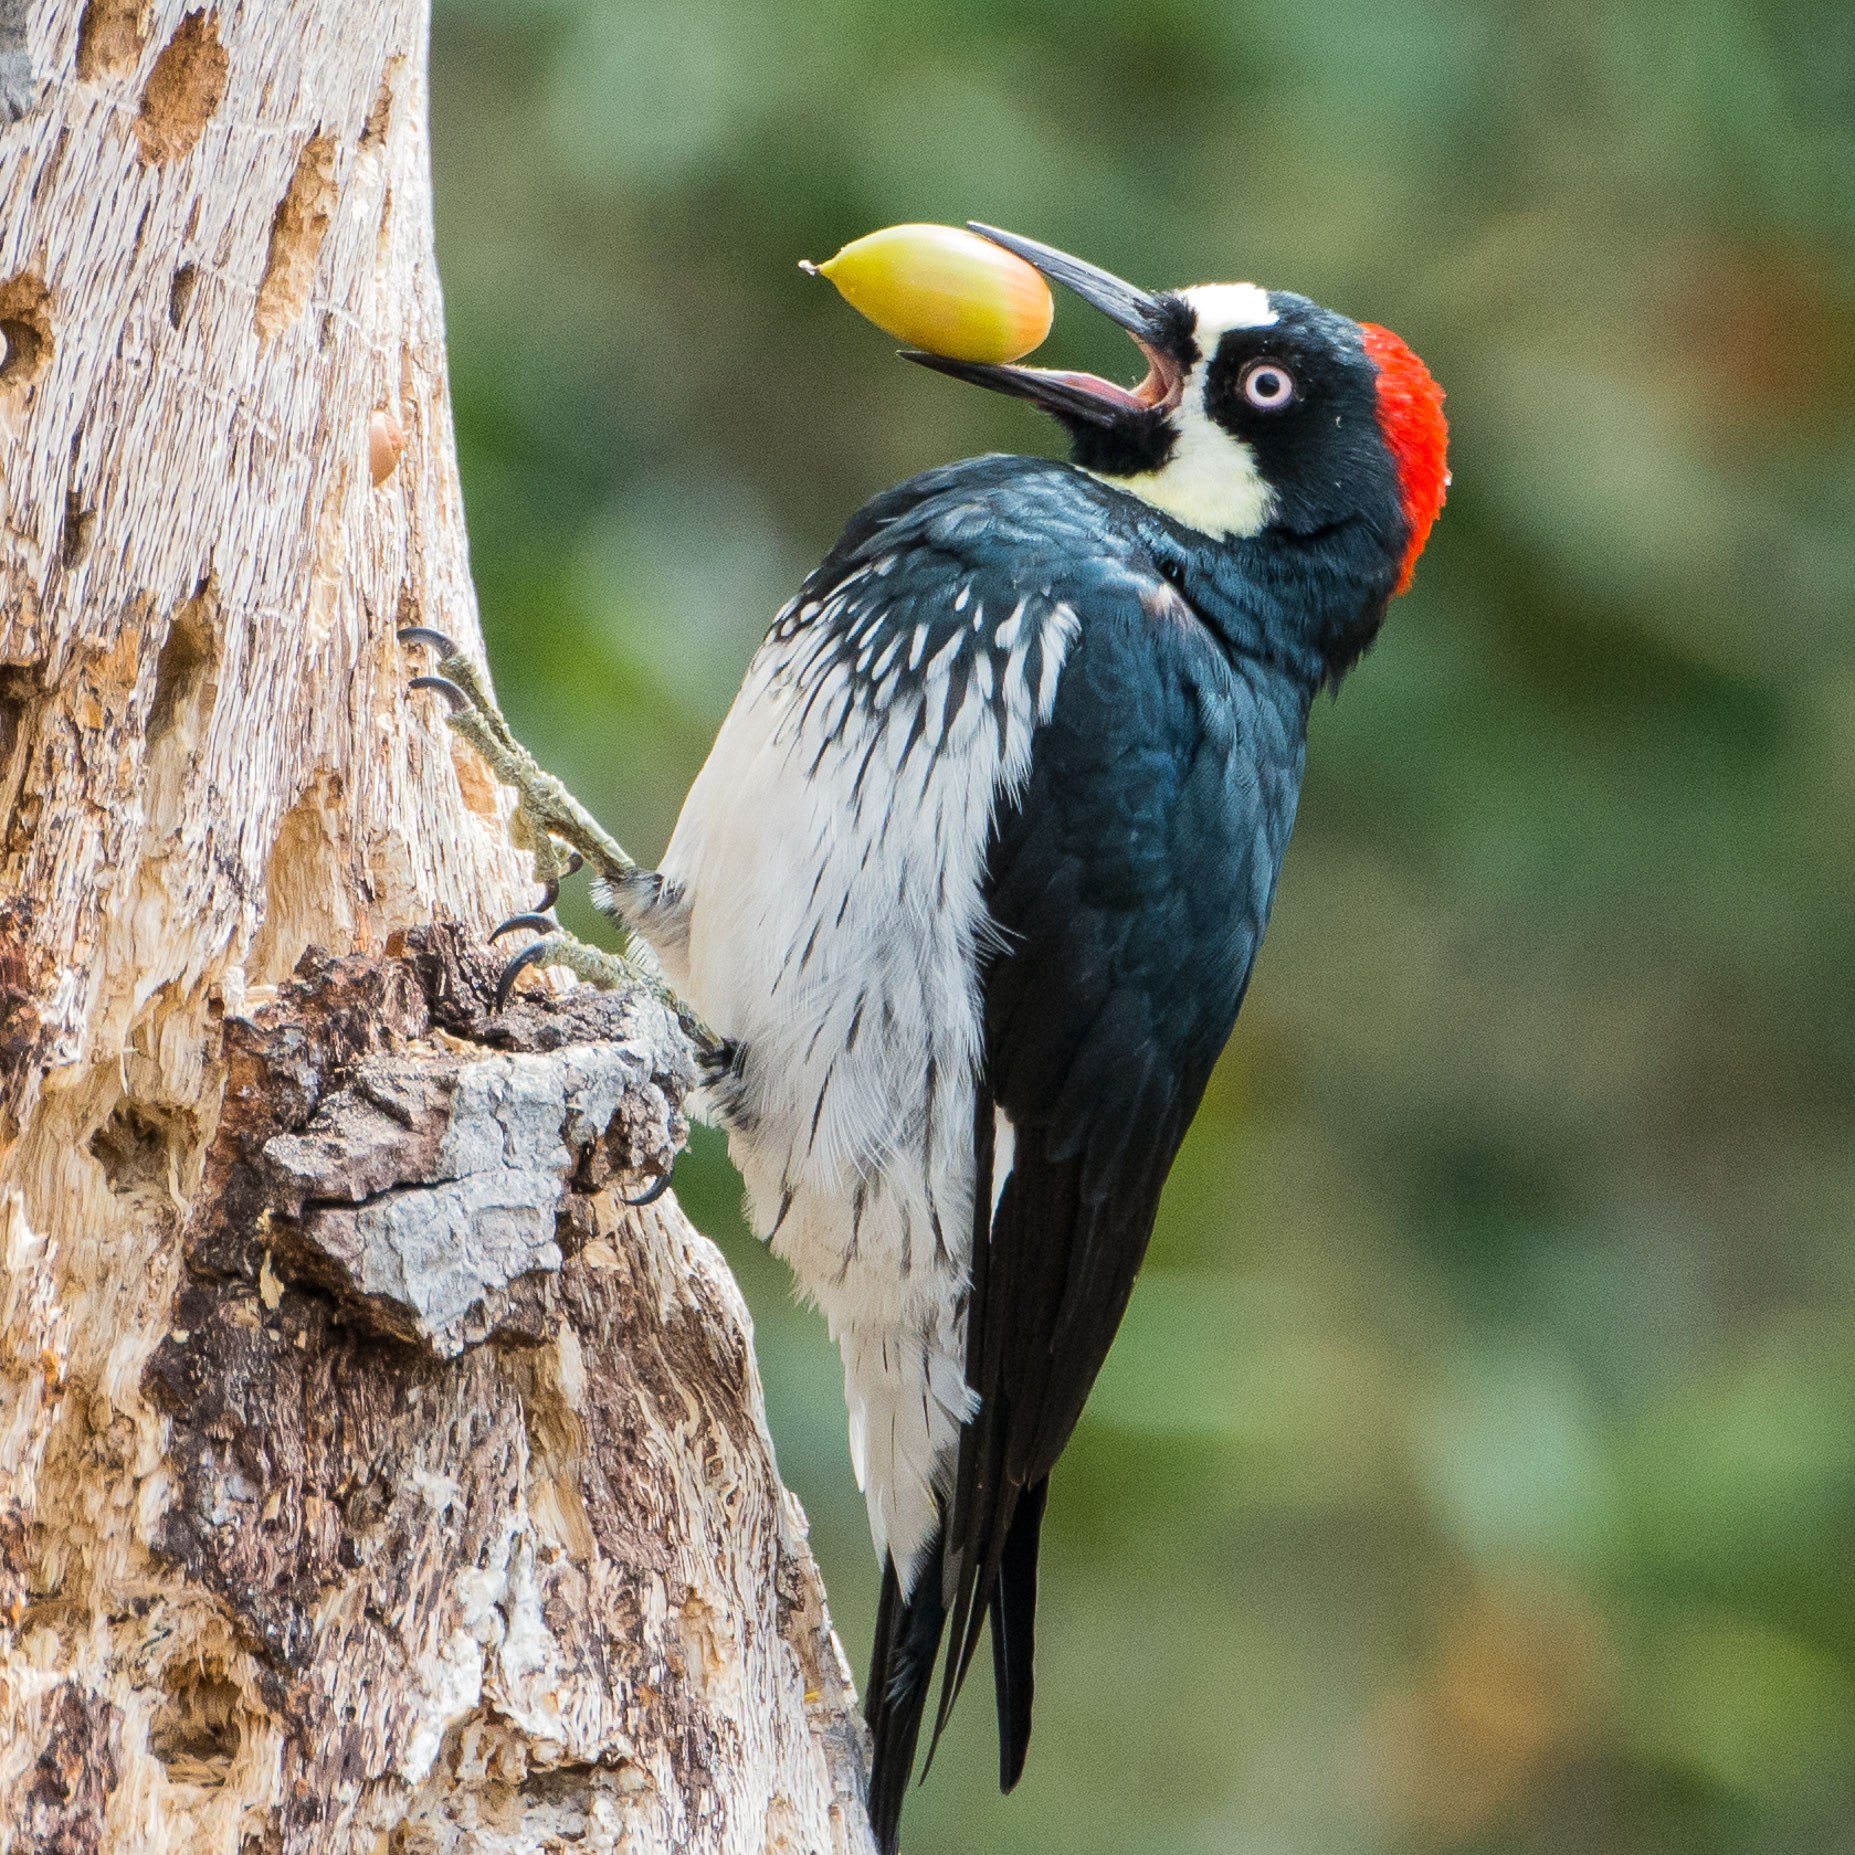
xmin=1091 ymin=280 xmax=1277 ymax=540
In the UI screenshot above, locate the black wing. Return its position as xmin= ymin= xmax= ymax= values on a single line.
xmin=850 ymin=460 xmax=1308 ymax=1848
xmin=935 ymin=567 xmax=1307 ymax=1781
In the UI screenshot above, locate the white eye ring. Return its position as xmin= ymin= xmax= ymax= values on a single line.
xmin=1240 ymin=360 xmax=1295 ymax=410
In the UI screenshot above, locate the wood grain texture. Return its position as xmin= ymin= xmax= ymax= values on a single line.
xmin=0 ymin=7 xmax=873 ymax=1850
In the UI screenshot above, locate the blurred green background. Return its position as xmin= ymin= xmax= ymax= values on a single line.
xmin=428 ymin=1 xmax=1855 ymax=1848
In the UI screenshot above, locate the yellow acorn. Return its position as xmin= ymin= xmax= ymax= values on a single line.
xmin=801 ymin=224 xmax=1054 ymax=364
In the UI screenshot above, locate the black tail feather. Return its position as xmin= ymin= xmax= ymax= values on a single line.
xmin=989 ymin=1476 xmax=1047 ymax=1792
xmin=865 ymin=1538 xmax=949 ymax=1855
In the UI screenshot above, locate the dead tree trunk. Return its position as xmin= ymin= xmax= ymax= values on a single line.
xmin=0 ymin=5 xmax=872 ymax=1851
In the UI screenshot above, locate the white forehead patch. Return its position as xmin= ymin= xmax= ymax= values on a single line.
xmin=1088 ymin=281 xmax=1278 ymax=539
xmin=1180 ymin=281 xmax=1276 ymax=342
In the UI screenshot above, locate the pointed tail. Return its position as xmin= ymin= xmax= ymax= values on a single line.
xmin=989 ymin=1475 xmax=1048 ymax=1792
xmin=865 ymin=1534 xmax=949 ymax=1855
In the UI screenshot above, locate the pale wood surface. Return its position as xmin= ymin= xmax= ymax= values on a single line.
xmin=0 ymin=5 xmax=872 ymax=1849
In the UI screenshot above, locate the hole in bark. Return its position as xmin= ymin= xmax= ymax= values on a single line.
xmin=133 ymin=11 xmax=228 ymax=165
xmin=0 ymin=320 xmax=37 ymax=382
xmin=358 ymin=64 xmax=397 ymax=152
xmin=248 ymin=782 xmax=353 ymax=985
xmin=143 ymin=586 xmax=220 ymax=838
xmin=147 ymin=595 xmax=215 ymax=746
xmin=168 ymin=262 xmax=199 ymax=329
xmin=77 ymin=0 xmax=150 ymax=81
xmin=0 ymin=272 xmax=52 ymax=393
xmin=255 ymin=134 xmax=339 ymax=342
xmin=89 ymin=1101 xmax=177 ymax=1195
xmin=0 ymin=667 xmax=32 ymax=774
xmin=61 ymin=490 xmax=95 ymax=571
xmin=0 ymin=671 xmax=43 ymax=872
xmin=518 ymin=1764 xmax=609 ymax=1805
xmin=336 ymin=1468 xmax=393 ymax=1535
xmin=148 ymin=1665 xmax=241 ymax=1785
xmin=0 ymin=898 xmax=44 ymax=1108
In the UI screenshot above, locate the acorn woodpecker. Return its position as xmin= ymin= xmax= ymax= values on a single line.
xmin=404 ymin=223 xmax=1447 ymax=1854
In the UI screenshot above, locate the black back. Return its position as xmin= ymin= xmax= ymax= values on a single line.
xmin=847 ymin=456 xmax=1322 ymax=1848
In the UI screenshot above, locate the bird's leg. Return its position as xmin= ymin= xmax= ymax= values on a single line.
xmin=399 ymin=628 xmax=712 ymax=1047
xmin=402 ymin=628 xmax=637 ymax=892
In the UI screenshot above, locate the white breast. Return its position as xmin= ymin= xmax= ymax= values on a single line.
xmin=652 ymin=576 xmax=1075 ymax=1576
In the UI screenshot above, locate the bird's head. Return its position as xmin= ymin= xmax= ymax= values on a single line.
xmin=908 ymin=225 xmax=1448 ymax=599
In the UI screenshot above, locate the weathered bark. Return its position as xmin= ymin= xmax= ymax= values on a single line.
xmin=0 ymin=6 xmax=873 ymax=1852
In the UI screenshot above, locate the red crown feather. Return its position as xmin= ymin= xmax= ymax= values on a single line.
xmin=1359 ymin=323 xmax=1449 ymax=595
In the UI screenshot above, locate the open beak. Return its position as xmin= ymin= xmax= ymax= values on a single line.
xmin=903 ymin=223 xmax=1188 ymax=427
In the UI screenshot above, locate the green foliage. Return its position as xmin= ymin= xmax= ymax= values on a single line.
xmin=430 ymin=1 xmax=1855 ymax=1845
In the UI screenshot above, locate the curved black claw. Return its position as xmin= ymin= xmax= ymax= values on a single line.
xmin=490 ymin=912 xmax=555 ymax=943
xmin=397 ymin=626 xmax=460 ymax=656
xmin=530 ymin=853 xmax=578 ymax=912
xmin=409 ymin=674 xmax=470 ymax=712
xmin=621 ymin=1170 xmax=675 ymax=1208
xmin=531 ymin=851 xmax=584 ymax=915
xmin=494 ymin=940 xmax=551 ymax=1011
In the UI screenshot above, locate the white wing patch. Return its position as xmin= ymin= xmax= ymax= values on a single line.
xmin=653 ymin=578 xmax=1077 ymax=1577
xmin=992 ymin=1109 xmax=1016 ymax=1217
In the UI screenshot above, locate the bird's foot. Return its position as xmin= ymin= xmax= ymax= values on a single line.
xmin=399 ymin=626 xmax=637 ymax=900
xmin=400 ymin=627 xmax=716 ymax=1049
xmin=489 ymin=926 xmax=648 ymax=1009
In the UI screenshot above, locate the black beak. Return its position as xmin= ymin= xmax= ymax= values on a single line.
xmin=903 ymin=223 xmax=1190 ymax=428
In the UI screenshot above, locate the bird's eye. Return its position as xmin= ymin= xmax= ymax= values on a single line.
xmin=1240 ymin=360 xmax=1295 ymax=410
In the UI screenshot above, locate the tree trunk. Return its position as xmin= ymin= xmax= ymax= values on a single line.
xmin=0 ymin=6 xmax=873 ymax=1852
